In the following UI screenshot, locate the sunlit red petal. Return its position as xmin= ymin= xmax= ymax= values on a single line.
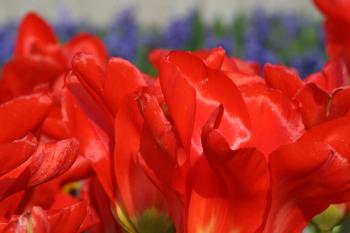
xmin=265 ymin=116 xmax=350 ymax=233
xmin=240 ymin=83 xmax=304 ymax=155
xmin=103 ymin=57 xmax=146 ymax=114
xmin=188 ymin=107 xmax=270 ymax=233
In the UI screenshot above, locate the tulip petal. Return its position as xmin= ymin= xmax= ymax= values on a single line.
xmin=41 ymin=106 xmax=69 ymax=139
xmin=231 ymin=57 xmax=261 ymax=75
xmin=30 ymin=206 xmax=50 ymax=233
xmin=148 ymin=49 xmax=170 ymax=70
xmin=240 ymin=83 xmax=304 ymax=155
xmin=224 ymin=71 xmax=263 ymax=87
xmin=264 ymin=63 xmax=303 ymax=99
xmin=59 ymin=155 xmax=92 ymax=184
xmin=0 ymin=138 xmax=79 ymax=200
xmin=28 ymin=138 xmax=80 ymax=186
xmin=104 ymin=57 xmax=146 ymax=114
xmin=0 ymin=92 xmax=52 ymax=143
xmin=0 ymin=134 xmax=37 ymax=176
xmin=71 ymin=54 xmax=111 ymax=120
xmin=49 ymin=201 xmax=97 ymax=233
xmin=194 ymin=48 xmax=225 ymax=69
xmin=314 ymin=0 xmax=350 ymax=22
xmin=294 ymin=83 xmax=329 ymax=128
xmin=115 ymin=93 xmax=169 ymax=217
xmin=136 ymin=92 xmax=187 ymax=231
xmin=187 ymin=107 xmax=270 ymax=233
xmin=81 ymin=177 xmax=121 ymax=233
xmin=305 ymin=60 xmax=348 ymax=93
xmin=14 ymin=12 xmax=57 ymax=57
xmin=162 ymin=51 xmax=251 ymax=156
xmin=329 ymin=87 xmax=350 ymax=119
xmin=314 ymin=0 xmax=350 ymax=69
xmin=0 ymin=57 xmax=61 ymax=102
xmin=0 ymin=202 xmax=97 ymax=233
xmin=265 ymin=116 xmax=350 ymax=233
xmin=159 ymin=58 xmax=197 ymax=152
xmin=64 ymin=33 xmax=108 ymax=69
xmin=62 ymin=86 xmax=115 ymax=200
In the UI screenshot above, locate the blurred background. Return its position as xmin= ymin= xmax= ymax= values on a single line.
xmin=0 ymin=0 xmax=326 ymax=77
xmin=0 ymin=0 xmax=321 ymax=26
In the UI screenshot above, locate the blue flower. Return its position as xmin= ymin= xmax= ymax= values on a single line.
xmin=53 ymin=8 xmax=80 ymax=42
xmin=104 ymin=7 xmax=139 ymax=61
xmin=204 ymin=34 xmax=234 ymax=55
xmin=291 ymin=50 xmax=326 ymax=78
xmin=0 ymin=23 xmax=16 ymax=65
xmin=162 ymin=12 xmax=195 ymax=49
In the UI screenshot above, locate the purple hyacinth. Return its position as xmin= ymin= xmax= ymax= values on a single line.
xmin=267 ymin=13 xmax=302 ymax=52
xmin=272 ymin=13 xmax=302 ymax=39
xmin=250 ymin=9 xmax=270 ymax=44
xmin=244 ymin=9 xmax=279 ymax=65
xmin=141 ymin=31 xmax=162 ymax=49
xmin=162 ymin=11 xmax=195 ymax=49
xmin=203 ymin=34 xmax=234 ymax=55
xmin=0 ymin=23 xmax=16 ymax=65
xmin=104 ymin=7 xmax=139 ymax=61
xmin=244 ymin=32 xmax=278 ymax=65
xmin=281 ymin=15 xmax=301 ymax=39
xmin=53 ymin=8 xmax=80 ymax=42
xmin=290 ymin=50 xmax=326 ymax=79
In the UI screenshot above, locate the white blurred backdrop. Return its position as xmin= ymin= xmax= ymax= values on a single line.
xmin=0 ymin=0 xmax=321 ymax=25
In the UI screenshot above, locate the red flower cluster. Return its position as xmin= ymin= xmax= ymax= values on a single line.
xmin=1 ymin=9 xmax=350 ymax=233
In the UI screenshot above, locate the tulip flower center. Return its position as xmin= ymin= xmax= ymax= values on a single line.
xmin=306 ymin=204 xmax=347 ymax=233
xmin=116 ymin=206 xmax=175 ymax=233
xmin=134 ymin=208 xmax=175 ymax=233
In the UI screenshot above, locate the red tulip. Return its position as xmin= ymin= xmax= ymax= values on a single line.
xmin=264 ymin=115 xmax=350 ymax=233
xmin=147 ymin=48 xmax=350 ymax=232
xmin=149 ymin=47 xmax=260 ymax=75
xmin=103 ymin=48 xmax=300 ymax=232
xmin=65 ymin=53 xmax=167 ymax=232
xmin=314 ymin=0 xmax=350 ymax=70
xmin=159 ymin=49 xmax=305 ymax=157
xmin=0 ymin=12 xmax=108 ymax=150
xmin=0 ymin=12 xmax=108 ymax=233
xmin=67 ymin=46 xmax=350 ymax=233
xmin=264 ymin=61 xmax=349 ymax=128
xmin=1 ymin=13 xmax=107 ymax=103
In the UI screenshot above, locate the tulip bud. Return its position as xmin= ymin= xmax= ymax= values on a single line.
xmin=312 ymin=204 xmax=346 ymax=232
